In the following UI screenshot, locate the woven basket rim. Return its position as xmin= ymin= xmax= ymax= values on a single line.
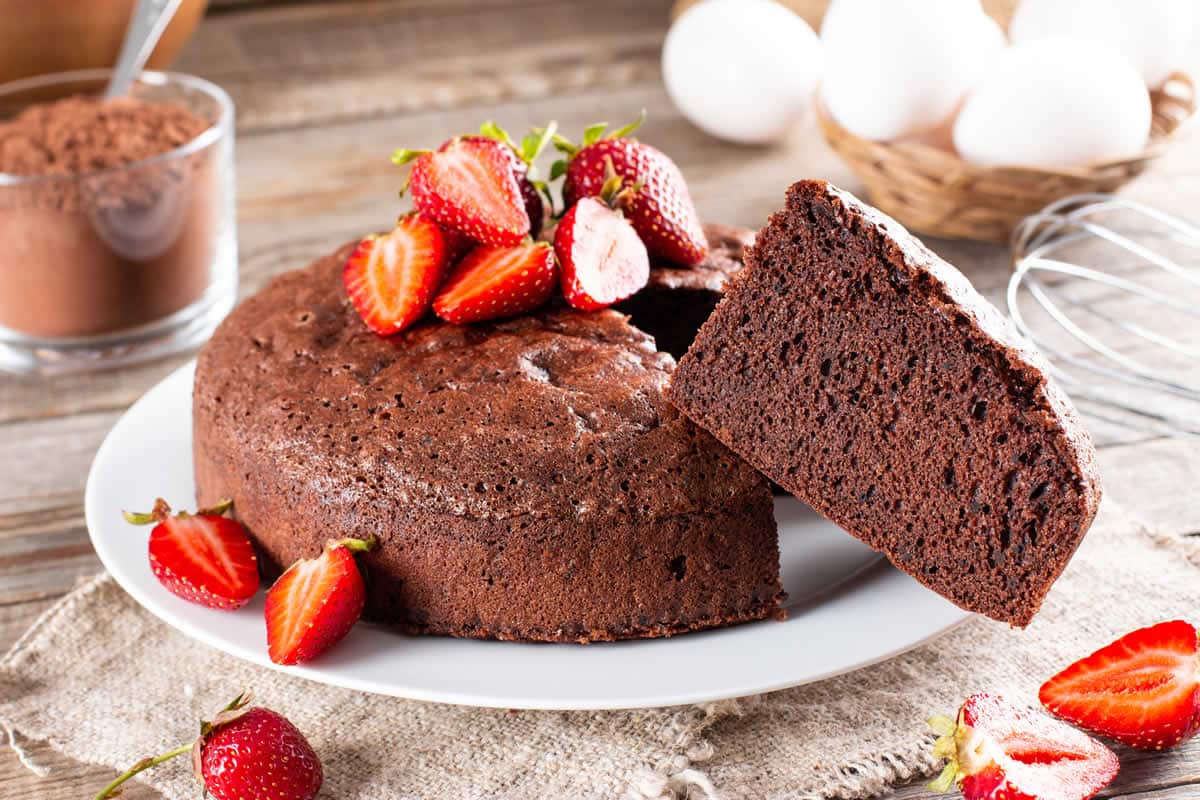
xmin=816 ymin=71 xmax=1197 ymax=181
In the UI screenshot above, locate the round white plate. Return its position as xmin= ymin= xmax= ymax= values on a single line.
xmin=86 ymin=361 xmax=969 ymax=710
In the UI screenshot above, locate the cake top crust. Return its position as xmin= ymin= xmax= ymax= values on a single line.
xmin=195 ymin=242 xmax=767 ymax=526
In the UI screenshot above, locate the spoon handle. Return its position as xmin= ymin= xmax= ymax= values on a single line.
xmin=106 ymin=0 xmax=185 ymax=98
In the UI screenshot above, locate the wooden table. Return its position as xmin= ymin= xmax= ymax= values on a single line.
xmin=2 ymin=2 xmax=1198 ymax=797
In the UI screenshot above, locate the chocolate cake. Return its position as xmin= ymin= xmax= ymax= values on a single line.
xmin=194 ymin=242 xmax=782 ymax=642
xmin=615 ymin=223 xmax=753 ymax=360
xmin=669 ymin=180 xmax=1101 ymax=626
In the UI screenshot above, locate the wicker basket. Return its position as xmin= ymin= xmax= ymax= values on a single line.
xmin=817 ymin=72 xmax=1197 ymax=242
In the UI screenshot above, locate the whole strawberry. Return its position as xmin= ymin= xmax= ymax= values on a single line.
xmin=93 ymin=692 xmax=322 ymax=800
xmin=553 ymin=114 xmax=708 ymax=266
xmin=123 ymin=498 xmax=259 ymax=610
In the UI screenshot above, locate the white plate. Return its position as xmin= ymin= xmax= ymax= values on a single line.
xmin=86 ymin=361 xmax=969 ymax=710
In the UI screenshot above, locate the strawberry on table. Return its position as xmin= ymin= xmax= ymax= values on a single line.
xmin=94 ymin=692 xmax=322 ymax=800
xmin=928 ymin=693 xmax=1119 ymax=800
xmin=123 ymin=498 xmax=258 ymax=610
xmin=1040 ymin=619 xmax=1200 ymax=751
xmin=433 ymin=241 xmax=558 ymax=324
xmin=552 ymin=113 xmax=708 ymax=267
xmin=343 ymin=213 xmax=448 ymax=336
xmin=265 ymin=536 xmax=375 ymax=665
xmin=395 ymin=136 xmax=530 ymax=247
xmin=555 ymin=175 xmax=649 ymax=310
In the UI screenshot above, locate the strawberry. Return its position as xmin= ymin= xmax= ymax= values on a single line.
xmin=93 ymin=692 xmax=322 ymax=800
xmin=552 ymin=113 xmax=708 ymax=266
xmin=265 ymin=537 xmax=375 ymax=665
xmin=123 ymin=498 xmax=258 ymax=610
xmin=1040 ymin=619 xmax=1200 ymax=751
xmin=555 ymin=184 xmax=649 ymax=310
xmin=395 ymin=136 xmax=530 ymax=246
xmin=343 ymin=214 xmax=448 ymax=336
xmin=432 ymin=241 xmax=557 ymax=324
xmin=927 ymin=693 xmax=1119 ymax=800
xmin=470 ymin=119 xmax=557 ymax=237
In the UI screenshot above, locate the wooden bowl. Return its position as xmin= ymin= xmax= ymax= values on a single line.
xmin=0 ymin=0 xmax=208 ymax=86
xmin=817 ymin=73 xmax=1197 ymax=243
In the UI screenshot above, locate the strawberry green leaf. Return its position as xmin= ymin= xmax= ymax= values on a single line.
xmin=549 ymin=159 xmax=568 ymax=181
xmin=479 ymin=120 xmax=515 ymax=148
xmin=391 ymin=147 xmax=430 ymax=166
xmin=927 ymin=762 xmax=959 ymax=794
xmin=605 ymin=110 xmax=646 ymax=141
xmin=582 ymin=122 xmax=609 ymax=146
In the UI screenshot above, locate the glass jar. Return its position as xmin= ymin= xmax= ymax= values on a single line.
xmin=0 ymin=69 xmax=236 ymax=374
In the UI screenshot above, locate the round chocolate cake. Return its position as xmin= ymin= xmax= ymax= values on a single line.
xmin=193 ymin=242 xmax=782 ymax=642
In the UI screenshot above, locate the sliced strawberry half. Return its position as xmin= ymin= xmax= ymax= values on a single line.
xmin=400 ymin=137 xmax=530 ymax=247
xmin=928 ymin=693 xmax=1119 ymax=800
xmin=124 ymin=498 xmax=259 ymax=611
xmin=432 ymin=241 xmax=557 ymax=324
xmin=1040 ymin=619 xmax=1200 ymax=750
xmin=555 ymin=195 xmax=649 ymax=311
xmin=265 ymin=537 xmax=375 ymax=665
xmin=342 ymin=214 xmax=447 ymax=336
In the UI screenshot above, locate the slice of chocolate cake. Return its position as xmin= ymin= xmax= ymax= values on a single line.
xmin=615 ymin=224 xmax=753 ymax=360
xmin=669 ymin=180 xmax=1101 ymax=626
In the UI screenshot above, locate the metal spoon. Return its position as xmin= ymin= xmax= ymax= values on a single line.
xmin=106 ymin=0 xmax=185 ymax=98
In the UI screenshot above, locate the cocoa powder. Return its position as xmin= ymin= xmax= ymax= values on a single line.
xmin=0 ymin=95 xmax=222 ymax=339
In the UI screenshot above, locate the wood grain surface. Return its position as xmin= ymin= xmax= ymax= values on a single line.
xmin=3 ymin=1 xmax=1199 ymax=798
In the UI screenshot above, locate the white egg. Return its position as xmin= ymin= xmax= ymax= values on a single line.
xmin=953 ymin=38 xmax=1151 ymax=169
xmin=1009 ymin=0 xmax=1198 ymax=88
xmin=819 ymin=0 xmax=1006 ymax=141
xmin=1009 ymin=0 xmax=1125 ymax=50
xmin=662 ymin=0 xmax=822 ymax=144
xmin=1110 ymin=0 xmax=1198 ymax=87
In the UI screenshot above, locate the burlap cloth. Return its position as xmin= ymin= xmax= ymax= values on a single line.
xmin=2 ymin=500 xmax=1198 ymax=800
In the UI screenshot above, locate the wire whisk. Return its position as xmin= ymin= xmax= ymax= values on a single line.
xmin=1008 ymin=194 xmax=1200 ymax=438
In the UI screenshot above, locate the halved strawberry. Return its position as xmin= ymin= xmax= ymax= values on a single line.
xmin=265 ymin=537 xmax=375 ymax=665
xmin=397 ymin=137 xmax=530 ymax=247
xmin=1040 ymin=620 xmax=1200 ymax=750
xmin=123 ymin=498 xmax=259 ymax=611
xmin=432 ymin=241 xmax=557 ymax=324
xmin=928 ymin=693 xmax=1119 ymax=800
xmin=470 ymin=120 xmax=557 ymax=237
xmin=555 ymin=193 xmax=649 ymax=311
xmin=553 ymin=114 xmax=708 ymax=266
xmin=342 ymin=214 xmax=447 ymax=336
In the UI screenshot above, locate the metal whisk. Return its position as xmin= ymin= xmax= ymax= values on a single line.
xmin=1007 ymin=194 xmax=1200 ymax=438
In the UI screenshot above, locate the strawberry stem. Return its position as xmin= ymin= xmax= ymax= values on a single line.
xmin=331 ymin=535 xmax=377 ymax=553
xmin=197 ymin=498 xmax=233 ymax=517
xmin=122 ymin=498 xmax=172 ymax=526
xmin=93 ymin=743 xmax=193 ymax=800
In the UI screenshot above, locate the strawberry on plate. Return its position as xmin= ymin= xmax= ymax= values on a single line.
xmin=395 ymin=136 xmax=530 ymax=247
xmin=1040 ymin=619 xmax=1200 ymax=751
xmin=555 ymin=187 xmax=649 ymax=311
xmin=265 ymin=537 xmax=375 ymax=665
xmin=552 ymin=113 xmax=708 ymax=267
xmin=94 ymin=692 xmax=322 ymax=800
xmin=343 ymin=214 xmax=448 ymax=336
xmin=433 ymin=241 xmax=557 ymax=324
xmin=123 ymin=498 xmax=258 ymax=610
xmin=928 ymin=693 xmax=1119 ymax=800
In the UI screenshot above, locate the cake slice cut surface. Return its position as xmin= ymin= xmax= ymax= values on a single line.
xmin=669 ymin=180 xmax=1101 ymax=626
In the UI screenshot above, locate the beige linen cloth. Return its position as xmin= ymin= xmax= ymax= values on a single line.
xmin=3 ymin=500 xmax=1198 ymax=800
